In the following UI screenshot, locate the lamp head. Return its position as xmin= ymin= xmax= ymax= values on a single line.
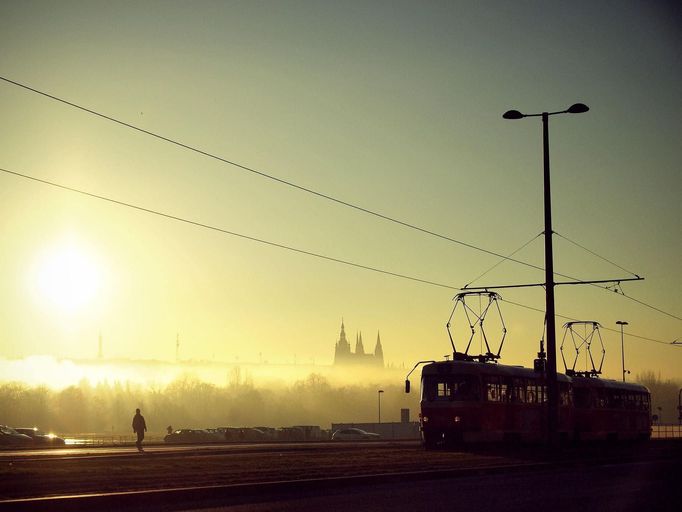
xmin=567 ymin=103 xmax=589 ymax=114
xmin=503 ymin=109 xmax=524 ymax=120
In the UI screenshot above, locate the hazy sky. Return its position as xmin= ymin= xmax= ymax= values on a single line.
xmin=1 ymin=1 xmax=680 ymax=382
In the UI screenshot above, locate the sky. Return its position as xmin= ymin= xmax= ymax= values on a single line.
xmin=0 ymin=0 xmax=680 ymax=385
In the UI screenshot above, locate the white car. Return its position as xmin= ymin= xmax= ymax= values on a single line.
xmin=331 ymin=428 xmax=380 ymax=441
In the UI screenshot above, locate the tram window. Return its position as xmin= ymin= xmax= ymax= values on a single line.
xmin=526 ymin=383 xmax=537 ymax=403
xmin=624 ymin=393 xmax=635 ymax=410
xmin=539 ymin=385 xmax=548 ymax=403
xmin=511 ymin=378 xmax=526 ymax=403
xmin=574 ymin=388 xmax=590 ymax=408
xmin=559 ymin=385 xmax=572 ymax=406
xmin=430 ymin=377 xmax=479 ymax=401
xmin=451 ymin=376 xmax=480 ymax=401
xmin=437 ymin=382 xmax=451 ymax=398
xmin=608 ymin=392 xmax=623 ymax=409
xmin=637 ymin=393 xmax=648 ymax=411
xmin=594 ymin=390 xmax=607 ymax=408
xmin=486 ymin=376 xmax=501 ymax=402
xmin=499 ymin=383 xmax=509 ymax=402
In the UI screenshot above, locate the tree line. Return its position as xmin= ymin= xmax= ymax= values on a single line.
xmin=0 ymin=371 xmax=418 ymax=434
xmin=1 ymin=370 xmax=678 ymax=434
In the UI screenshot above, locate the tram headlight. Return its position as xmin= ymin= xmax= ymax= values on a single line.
xmin=454 ymin=416 xmax=461 ymax=423
xmin=422 ymin=416 xmax=429 ymax=423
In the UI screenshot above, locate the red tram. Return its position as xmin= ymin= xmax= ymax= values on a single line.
xmin=409 ymin=359 xmax=651 ymax=447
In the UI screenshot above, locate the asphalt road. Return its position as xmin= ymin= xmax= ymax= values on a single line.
xmin=0 ymin=440 xmax=412 ymax=460
xmin=2 ymin=440 xmax=680 ymax=511
xmin=184 ymin=459 xmax=681 ymax=512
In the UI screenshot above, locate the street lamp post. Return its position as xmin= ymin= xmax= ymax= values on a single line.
xmin=503 ymin=103 xmax=589 ymax=444
xmin=616 ymin=320 xmax=629 ymax=382
xmin=378 ymin=389 xmax=384 ymax=424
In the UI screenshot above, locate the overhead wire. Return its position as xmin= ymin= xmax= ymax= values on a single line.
xmin=0 ymin=75 xmax=679 ymax=323
xmin=1 ymin=165 xmax=677 ymax=350
xmin=0 ymin=167 xmax=459 ymax=291
xmin=555 ymin=231 xmax=639 ymax=277
xmin=463 ymin=232 xmax=543 ymax=289
xmin=464 ymin=229 xmax=681 ymax=322
xmin=0 ymin=75 xmax=548 ymax=274
xmin=555 ymin=231 xmax=682 ymax=322
xmin=501 ymin=298 xmax=677 ymax=346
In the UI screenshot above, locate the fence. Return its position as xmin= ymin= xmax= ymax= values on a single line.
xmin=651 ymin=424 xmax=682 ymax=439
xmin=64 ymin=433 xmax=166 ymax=446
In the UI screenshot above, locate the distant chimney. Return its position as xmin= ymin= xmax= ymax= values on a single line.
xmin=401 ymin=408 xmax=410 ymax=423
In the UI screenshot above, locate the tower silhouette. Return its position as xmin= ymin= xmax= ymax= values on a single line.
xmin=333 ymin=320 xmax=383 ymax=367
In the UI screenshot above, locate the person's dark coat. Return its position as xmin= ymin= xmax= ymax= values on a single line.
xmin=132 ymin=413 xmax=147 ymax=433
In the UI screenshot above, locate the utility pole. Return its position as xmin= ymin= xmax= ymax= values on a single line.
xmin=503 ymin=103 xmax=589 ymax=445
xmin=541 ymin=111 xmax=559 ymax=445
xmin=616 ymin=321 xmax=629 ymax=381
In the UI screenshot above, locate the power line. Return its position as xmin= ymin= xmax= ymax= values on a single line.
xmin=555 ymin=232 xmax=639 ymax=277
xmin=502 ymin=298 xmax=676 ymax=346
xmin=0 ymin=167 xmax=459 ymax=291
xmin=463 ymin=232 xmax=542 ymax=288
xmin=615 ymin=291 xmax=682 ymax=323
xmin=0 ymin=75 xmax=550 ymax=273
xmin=2 ymin=166 xmax=678 ymax=349
xmin=1 ymin=76 xmax=679 ymax=323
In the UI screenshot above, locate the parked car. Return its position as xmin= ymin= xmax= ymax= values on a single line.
xmin=215 ymin=427 xmax=266 ymax=442
xmin=164 ymin=429 xmax=222 ymax=444
xmin=14 ymin=427 xmax=66 ymax=446
xmin=277 ymin=426 xmax=305 ymax=442
xmin=331 ymin=428 xmax=381 ymax=441
xmin=0 ymin=425 xmax=33 ymax=446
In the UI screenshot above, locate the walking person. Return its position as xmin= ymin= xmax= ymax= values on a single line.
xmin=132 ymin=408 xmax=147 ymax=452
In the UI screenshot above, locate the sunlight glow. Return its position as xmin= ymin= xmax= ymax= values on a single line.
xmin=30 ymin=241 xmax=103 ymax=315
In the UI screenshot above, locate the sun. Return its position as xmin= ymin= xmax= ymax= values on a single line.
xmin=30 ymin=241 xmax=103 ymax=315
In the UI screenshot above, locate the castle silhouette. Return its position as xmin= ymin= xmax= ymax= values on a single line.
xmin=333 ymin=320 xmax=384 ymax=367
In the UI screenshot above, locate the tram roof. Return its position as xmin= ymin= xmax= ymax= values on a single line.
xmin=570 ymin=375 xmax=649 ymax=393
xmin=422 ymin=360 xmax=570 ymax=383
xmin=421 ymin=360 xmax=648 ymax=391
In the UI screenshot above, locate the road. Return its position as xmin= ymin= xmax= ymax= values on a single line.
xmin=1 ymin=440 xmax=680 ymax=511
xmin=185 ymin=459 xmax=681 ymax=512
xmin=1 ymin=440 xmax=392 ymax=460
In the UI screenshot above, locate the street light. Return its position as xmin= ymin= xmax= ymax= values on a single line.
xmin=503 ymin=103 xmax=589 ymax=444
xmin=378 ymin=390 xmax=384 ymax=424
xmin=616 ymin=321 xmax=629 ymax=382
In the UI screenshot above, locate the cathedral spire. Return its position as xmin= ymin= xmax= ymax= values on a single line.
xmin=339 ymin=319 xmax=348 ymax=343
xmin=356 ymin=331 xmax=365 ymax=355
xmin=374 ymin=331 xmax=384 ymax=365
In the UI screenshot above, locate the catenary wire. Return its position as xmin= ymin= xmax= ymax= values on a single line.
xmin=0 ymin=77 xmax=642 ymax=294
xmin=0 ymin=167 xmax=459 ymax=291
xmin=502 ymin=298 xmax=675 ymax=346
xmin=0 ymin=75 xmax=553 ymax=275
xmin=1 ymin=166 xmax=677 ymax=349
xmin=463 ymin=232 xmax=543 ymax=288
xmin=555 ymin=231 xmax=639 ymax=277
xmin=1 ymin=76 xmax=679 ymax=323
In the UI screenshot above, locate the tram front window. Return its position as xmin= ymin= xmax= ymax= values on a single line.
xmin=424 ymin=375 xmax=480 ymax=402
